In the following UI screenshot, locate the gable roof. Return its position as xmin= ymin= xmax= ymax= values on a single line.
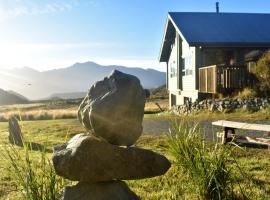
xmin=159 ymin=12 xmax=270 ymax=62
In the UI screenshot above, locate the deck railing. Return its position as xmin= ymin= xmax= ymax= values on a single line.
xmin=199 ymin=64 xmax=249 ymax=94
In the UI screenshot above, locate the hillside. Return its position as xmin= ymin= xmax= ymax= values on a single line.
xmin=150 ymin=84 xmax=168 ymax=100
xmin=0 ymin=89 xmax=29 ymax=105
xmin=0 ymin=62 xmax=166 ymax=100
xmin=48 ymin=92 xmax=86 ymax=100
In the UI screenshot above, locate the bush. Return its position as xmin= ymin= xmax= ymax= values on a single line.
xmin=167 ymin=120 xmax=250 ymax=200
xmin=251 ymin=51 xmax=270 ymax=96
xmin=235 ymin=87 xmax=257 ymax=99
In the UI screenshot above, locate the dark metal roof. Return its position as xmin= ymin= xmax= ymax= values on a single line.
xmin=170 ymin=12 xmax=270 ymax=46
xmin=159 ymin=12 xmax=270 ymax=62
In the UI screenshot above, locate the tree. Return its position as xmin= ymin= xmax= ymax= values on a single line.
xmin=251 ymin=51 xmax=270 ymax=96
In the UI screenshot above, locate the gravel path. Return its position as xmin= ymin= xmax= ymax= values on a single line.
xmin=142 ymin=116 xmax=270 ymax=140
xmin=142 ymin=117 xmax=171 ymax=135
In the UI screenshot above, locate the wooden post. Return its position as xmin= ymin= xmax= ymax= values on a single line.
xmin=223 ymin=127 xmax=235 ymax=144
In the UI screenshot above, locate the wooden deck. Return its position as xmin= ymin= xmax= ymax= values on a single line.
xmin=199 ymin=64 xmax=249 ymax=94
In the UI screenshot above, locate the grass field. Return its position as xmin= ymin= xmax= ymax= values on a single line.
xmin=0 ymin=99 xmax=169 ymax=122
xmin=0 ymin=116 xmax=269 ymax=199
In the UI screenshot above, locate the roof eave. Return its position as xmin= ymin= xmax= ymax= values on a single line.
xmin=190 ymin=42 xmax=270 ymax=48
xmin=159 ymin=16 xmax=170 ymax=62
xmin=159 ymin=13 xmax=191 ymax=62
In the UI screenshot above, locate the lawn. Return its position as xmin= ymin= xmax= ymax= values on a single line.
xmin=0 ymin=117 xmax=269 ymax=199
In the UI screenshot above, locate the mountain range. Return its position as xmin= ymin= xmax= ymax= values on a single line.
xmin=0 ymin=61 xmax=166 ymax=100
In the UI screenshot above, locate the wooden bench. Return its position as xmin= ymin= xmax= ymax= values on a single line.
xmin=212 ymin=120 xmax=270 ymax=145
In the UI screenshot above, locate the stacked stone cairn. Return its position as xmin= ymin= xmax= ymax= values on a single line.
xmin=52 ymin=70 xmax=171 ymax=200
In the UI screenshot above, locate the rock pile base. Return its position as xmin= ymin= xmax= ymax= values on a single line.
xmin=62 ymin=181 xmax=139 ymax=200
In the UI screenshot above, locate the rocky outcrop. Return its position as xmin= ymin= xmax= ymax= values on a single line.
xmin=53 ymin=71 xmax=171 ymax=200
xmin=78 ymin=70 xmax=145 ymax=146
xmin=170 ymin=98 xmax=270 ymax=115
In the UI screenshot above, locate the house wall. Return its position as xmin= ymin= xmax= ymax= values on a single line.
xmin=167 ymin=33 xmax=199 ymax=108
xmin=167 ymin=34 xmax=181 ymax=107
xmin=166 ymin=41 xmax=270 ymax=108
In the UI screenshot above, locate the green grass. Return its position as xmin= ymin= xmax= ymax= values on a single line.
xmin=159 ymin=108 xmax=270 ymax=122
xmin=0 ymin=117 xmax=270 ymax=199
xmin=2 ymin=143 xmax=66 ymax=200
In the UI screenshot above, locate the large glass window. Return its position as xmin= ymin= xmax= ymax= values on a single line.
xmin=170 ymin=61 xmax=177 ymax=78
xmin=182 ymin=56 xmax=193 ymax=75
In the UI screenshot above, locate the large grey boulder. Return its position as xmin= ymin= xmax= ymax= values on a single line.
xmin=52 ymin=134 xmax=171 ymax=182
xmin=78 ymin=70 xmax=145 ymax=146
xmin=8 ymin=117 xmax=23 ymax=146
xmin=61 ymin=181 xmax=139 ymax=200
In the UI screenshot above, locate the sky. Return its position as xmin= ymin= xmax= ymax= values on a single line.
xmin=0 ymin=0 xmax=270 ymax=72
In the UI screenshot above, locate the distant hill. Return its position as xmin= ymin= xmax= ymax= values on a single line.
xmin=150 ymin=84 xmax=168 ymax=100
xmin=0 ymin=89 xmax=29 ymax=105
xmin=48 ymin=92 xmax=86 ymax=100
xmin=0 ymin=62 xmax=166 ymax=100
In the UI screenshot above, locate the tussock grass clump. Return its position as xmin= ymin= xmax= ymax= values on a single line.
xmin=1 ymin=141 xmax=66 ymax=200
xmin=167 ymin=120 xmax=250 ymax=200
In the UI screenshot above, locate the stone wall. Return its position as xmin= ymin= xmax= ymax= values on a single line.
xmin=170 ymin=98 xmax=270 ymax=115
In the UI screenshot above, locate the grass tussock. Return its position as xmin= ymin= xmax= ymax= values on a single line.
xmin=1 ymin=144 xmax=66 ymax=200
xmin=167 ymin=119 xmax=264 ymax=200
xmin=0 ymin=120 xmax=70 ymax=200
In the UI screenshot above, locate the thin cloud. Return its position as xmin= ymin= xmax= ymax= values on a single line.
xmin=0 ymin=42 xmax=118 ymax=49
xmin=0 ymin=0 xmax=82 ymax=19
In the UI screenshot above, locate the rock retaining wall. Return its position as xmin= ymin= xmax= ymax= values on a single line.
xmin=170 ymin=98 xmax=270 ymax=115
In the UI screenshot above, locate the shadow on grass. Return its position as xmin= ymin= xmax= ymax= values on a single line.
xmin=234 ymin=141 xmax=270 ymax=149
xmin=24 ymin=142 xmax=52 ymax=153
xmin=144 ymin=110 xmax=163 ymax=115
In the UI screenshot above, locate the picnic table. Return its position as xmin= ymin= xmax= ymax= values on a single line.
xmin=212 ymin=120 xmax=270 ymax=145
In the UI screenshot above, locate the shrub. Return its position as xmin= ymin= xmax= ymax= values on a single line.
xmin=167 ymin=120 xmax=250 ymax=200
xmin=251 ymin=51 xmax=270 ymax=96
xmin=235 ymin=87 xmax=257 ymax=99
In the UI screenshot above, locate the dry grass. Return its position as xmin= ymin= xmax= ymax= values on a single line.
xmin=145 ymin=100 xmax=169 ymax=113
xmin=0 ymin=100 xmax=169 ymax=122
xmin=0 ymin=109 xmax=77 ymax=122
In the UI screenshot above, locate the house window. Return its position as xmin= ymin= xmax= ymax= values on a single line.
xmin=171 ymin=94 xmax=176 ymax=106
xmin=170 ymin=61 xmax=177 ymax=78
xmin=182 ymin=56 xmax=193 ymax=75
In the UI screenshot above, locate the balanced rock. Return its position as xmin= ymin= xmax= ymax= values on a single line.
xmin=8 ymin=117 xmax=23 ymax=146
xmin=52 ymin=134 xmax=171 ymax=182
xmin=78 ymin=70 xmax=145 ymax=146
xmin=61 ymin=181 xmax=140 ymax=200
